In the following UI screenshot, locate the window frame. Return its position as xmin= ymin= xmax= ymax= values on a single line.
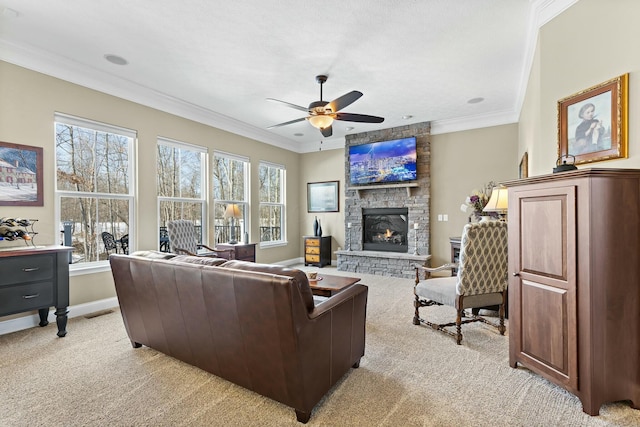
xmin=258 ymin=161 xmax=286 ymax=248
xmin=54 ymin=113 xmax=136 ymax=272
xmin=212 ymin=151 xmax=250 ymax=245
xmin=157 ymin=137 xmax=209 ymax=249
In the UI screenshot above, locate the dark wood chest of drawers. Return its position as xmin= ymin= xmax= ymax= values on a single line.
xmin=0 ymin=246 xmax=72 ymax=337
xmin=304 ymin=236 xmax=331 ymax=267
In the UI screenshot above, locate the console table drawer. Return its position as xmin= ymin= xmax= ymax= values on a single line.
xmin=306 ymin=238 xmax=321 ymax=247
xmin=306 ymin=246 xmax=320 ymax=255
xmin=0 ymin=282 xmax=54 ymax=313
xmin=306 ymin=254 xmax=320 ymax=263
xmin=0 ymin=254 xmax=54 ymax=286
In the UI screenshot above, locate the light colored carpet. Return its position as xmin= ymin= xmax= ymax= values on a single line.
xmin=1 ymin=266 xmax=638 ymax=426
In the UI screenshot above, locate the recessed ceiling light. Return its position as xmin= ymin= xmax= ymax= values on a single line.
xmin=294 ymin=133 xmax=304 ymax=137
xmin=104 ymin=54 xmax=128 ymax=65
xmin=402 ymin=115 xmax=413 ymax=120
xmin=467 ymin=97 xmax=484 ymax=104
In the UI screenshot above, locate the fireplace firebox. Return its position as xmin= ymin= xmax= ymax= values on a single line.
xmin=362 ymin=208 xmax=409 ymax=253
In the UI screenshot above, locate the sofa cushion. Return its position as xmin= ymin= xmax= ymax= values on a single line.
xmin=129 ymin=250 xmax=178 ymax=260
xmin=220 ymin=260 xmax=315 ymax=311
xmin=167 ymin=255 xmax=227 ymax=266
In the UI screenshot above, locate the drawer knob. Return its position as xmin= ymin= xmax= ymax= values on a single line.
xmin=513 ymin=272 xmax=520 ymax=277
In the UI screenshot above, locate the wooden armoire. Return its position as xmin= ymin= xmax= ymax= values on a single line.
xmin=505 ymin=169 xmax=639 ymax=416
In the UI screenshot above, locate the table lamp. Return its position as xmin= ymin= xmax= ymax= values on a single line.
xmin=224 ymin=204 xmax=242 ymax=244
xmin=483 ymin=185 xmax=509 ymax=221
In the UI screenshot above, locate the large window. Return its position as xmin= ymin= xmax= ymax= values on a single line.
xmin=258 ymin=161 xmax=285 ymax=245
xmin=157 ymin=138 xmax=207 ymax=249
xmin=212 ymin=151 xmax=249 ymax=245
xmin=55 ymin=113 xmax=135 ymax=265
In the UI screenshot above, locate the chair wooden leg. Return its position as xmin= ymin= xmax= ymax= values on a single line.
xmin=455 ymin=309 xmax=463 ymax=345
xmin=498 ymin=303 xmax=506 ymax=335
xmin=413 ymin=296 xmax=421 ymax=325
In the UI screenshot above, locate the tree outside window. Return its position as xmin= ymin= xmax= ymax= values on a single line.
xmin=259 ymin=162 xmax=285 ymax=244
xmin=55 ymin=115 xmax=135 ymax=264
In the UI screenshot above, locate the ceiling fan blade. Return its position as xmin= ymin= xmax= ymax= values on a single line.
xmin=327 ymin=91 xmax=363 ymax=113
xmin=320 ymin=126 xmax=333 ymax=137
xmin=267 ymin=117 xmax=307 ymax=129
xmin=266 ymin=98 xmax=309 ymax=113
xmin=335 ymin=112 xmax=385 ymax=123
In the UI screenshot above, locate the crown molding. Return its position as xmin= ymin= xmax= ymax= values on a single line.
xmin=0 ymin=39 xmax=301 ymax=153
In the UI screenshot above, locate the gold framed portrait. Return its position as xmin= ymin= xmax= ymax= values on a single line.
xmin=557 ymin=74 xmax=628 ymax=165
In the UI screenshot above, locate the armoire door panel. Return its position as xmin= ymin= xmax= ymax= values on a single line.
xmin=520 ymin=196 xmax=566 ymax=279
xmin=521 ymin=280 xmax=569 ymax=376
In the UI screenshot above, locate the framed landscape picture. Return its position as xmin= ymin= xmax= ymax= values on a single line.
xmin=557 ymin=74 xmax=628 ymax=165
xmin=0 ymin=141 xmax=44 ymax=206
xmin=307 ymin=181 xmax=339 ymax=212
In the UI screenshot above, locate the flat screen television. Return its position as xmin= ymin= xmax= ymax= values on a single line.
xmin=348 ymin=136 xmax=417 ymax=185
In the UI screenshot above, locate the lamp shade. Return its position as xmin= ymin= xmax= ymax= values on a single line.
xmin=483 ymin=186 xmax=508 ymax=213
xmin=224 ymin=204 xmax=242 ymax=219
xmin=308 ymin=114 xmax=334 ymax=129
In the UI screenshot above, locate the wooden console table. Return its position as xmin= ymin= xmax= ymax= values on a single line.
xmin=0 ymin=246 xmax=72 ymax=337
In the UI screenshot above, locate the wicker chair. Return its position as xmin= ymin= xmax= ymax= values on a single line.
xmin=413 ymin=221 xmax=508 ymax=344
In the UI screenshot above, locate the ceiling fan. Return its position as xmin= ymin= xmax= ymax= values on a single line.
xmin=267 ymin=75 xmax=384 ymax=137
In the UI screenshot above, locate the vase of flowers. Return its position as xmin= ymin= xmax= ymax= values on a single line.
xmin=460 ymin=181 xmax=498 ymax=222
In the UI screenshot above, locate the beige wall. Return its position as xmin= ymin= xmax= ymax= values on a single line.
xmin=298 ymin=149 xmax=346 ymax=260
xmin=0 ymin=61 xmax=302 ymax=308
xmin=521 ymin=0 xmax=640 ymax=175
xmin=430 ymin=124 xmax=519 ymax=266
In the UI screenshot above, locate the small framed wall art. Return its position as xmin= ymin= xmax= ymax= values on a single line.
xmin=0 ymin=141 xmax=44 ymax=206
xmin=307 ymin=181 xmax=339 ymax=213
xmin=519 ymin=152 xmax=528 ymax=179
xmin=557 ymin=73 xmax=628 ymax=165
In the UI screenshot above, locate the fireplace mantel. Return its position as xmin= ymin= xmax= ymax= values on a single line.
xmin=350 ymin=182 xmax=419 ymax=198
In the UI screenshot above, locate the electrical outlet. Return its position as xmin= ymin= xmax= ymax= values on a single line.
xmin=437 ymin=214 xmax=443 ymax=221
xmin=443 ymin=214 xmax=449 ymax=221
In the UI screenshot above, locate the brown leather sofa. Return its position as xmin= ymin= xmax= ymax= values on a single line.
xmin=109 ymin=253 xmax=368 ymax=423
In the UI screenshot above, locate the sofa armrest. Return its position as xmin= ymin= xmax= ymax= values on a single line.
xmin=308 ymin=284 xmax=368 ymax=319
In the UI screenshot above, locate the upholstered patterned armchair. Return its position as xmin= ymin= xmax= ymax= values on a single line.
xmin=413 ymin=221 xmax=508 ymax=344
xmin=166 ymin=220 xmax=232 ymax=258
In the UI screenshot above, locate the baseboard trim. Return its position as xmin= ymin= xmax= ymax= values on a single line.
xmin=0 ymin=297 xmax=120 ymax=336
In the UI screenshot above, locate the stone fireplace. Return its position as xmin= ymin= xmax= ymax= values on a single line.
xmin=362 ymin=208 xmax=408 ymax=253
xmin=337 ymin=122 xmax=431 ymax=279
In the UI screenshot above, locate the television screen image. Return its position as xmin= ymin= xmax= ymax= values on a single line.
xmin=349 ymin=137 xmax=417 ymax=185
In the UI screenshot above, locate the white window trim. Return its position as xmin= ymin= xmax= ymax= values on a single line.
xmin=258 ymin=161 xmax=286 ymax=247
xmin=213 ymin=151 xmax=251 ymax=245
xmin=157 ymin=138 xmax=209 ymax=247
xmin=54 ymin=113 xmax=136 ymax=271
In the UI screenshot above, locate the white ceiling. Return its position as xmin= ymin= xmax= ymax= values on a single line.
xmin=0 ymin=0 xmax=577 ymax=153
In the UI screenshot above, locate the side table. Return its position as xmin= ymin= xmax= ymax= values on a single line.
xmin=215 ymin=243 xmax=256 ymax=262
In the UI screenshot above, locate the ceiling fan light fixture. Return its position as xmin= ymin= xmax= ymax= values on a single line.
xmin=308 ymin=115 xmax=334 ymax=129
